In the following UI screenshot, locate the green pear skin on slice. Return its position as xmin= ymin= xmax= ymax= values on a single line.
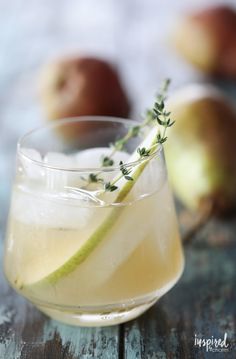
xmin=22 ymin=127 xmax=159 ymax=289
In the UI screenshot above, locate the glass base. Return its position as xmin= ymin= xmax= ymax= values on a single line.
xmin=36 ymin=297 xmax=158 ymax=327
xmin=29 ymin=273 xmax=184 ymax=327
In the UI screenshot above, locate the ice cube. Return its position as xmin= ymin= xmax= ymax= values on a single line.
xmin=13 ymin=188 xmax=94 ymax=229
xmin=21 ymin=148 xmax=42 ymax=162
xmin=112 ymin=150 xmax=130 ymax=166
xmin=74 ymin=147 xmax=130 ymax=183
xmin=42 ymin=148 xmax=130 ymax=190
xmin=20 ymin=148 xmax=44 ymax=179
xmin=44 ymin=152 xmax=76 ymax=190
xmin=44 ymin=152 xmax=75 ymax=168
xmin=75 ymin=147 xmax=130 ymax=168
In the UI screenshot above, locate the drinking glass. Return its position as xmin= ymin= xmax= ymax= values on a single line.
xmin=4 ymin=117 xmax=184 ymax=326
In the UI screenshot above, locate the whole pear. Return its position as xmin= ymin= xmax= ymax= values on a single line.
xmin=173 ymin=6 xmax=236 ymax=78
xmin=39 ymin=56 xmax=130 ymax=140
xmin=165 ymin=84 xmax=236 ymax=215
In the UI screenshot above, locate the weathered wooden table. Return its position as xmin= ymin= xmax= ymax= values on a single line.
xmin=0 ymin=0 xmax=236 ymax=358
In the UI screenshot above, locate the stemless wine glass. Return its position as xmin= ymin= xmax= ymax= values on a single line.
xmin=4 ymin=117 xmax=184 ymax=327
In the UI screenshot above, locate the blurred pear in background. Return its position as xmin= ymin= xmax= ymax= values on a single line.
xmin=165 ymin=84 xmax=236 ymax=216
xmin=39 ymin=56 xmax=130 ymax=121
xmin=173 ymin=5 xmax=236 ymax=78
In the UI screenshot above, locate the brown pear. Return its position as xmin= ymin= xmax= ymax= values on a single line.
xmin=39 ymin=57 xmax=130 ymax=140
xmin=173 ymin=6 xmax=236 ymax=78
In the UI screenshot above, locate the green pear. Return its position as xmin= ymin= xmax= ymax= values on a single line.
xmin=165 ymin=84 xmax=236 ymax=215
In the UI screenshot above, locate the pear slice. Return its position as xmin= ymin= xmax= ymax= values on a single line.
xmin=21 ymin=127 xmax=159 ymax=289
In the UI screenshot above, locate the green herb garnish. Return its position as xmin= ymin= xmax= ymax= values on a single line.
xmin=82 ymin=79 xmax=173 ymax=192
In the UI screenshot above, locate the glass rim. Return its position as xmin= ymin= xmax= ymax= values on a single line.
xmin=17 ymin=116 xmax=162 ymax=173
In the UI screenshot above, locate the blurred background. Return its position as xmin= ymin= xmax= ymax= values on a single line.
xmin=1 ymin=0 xmax=236 ymax=225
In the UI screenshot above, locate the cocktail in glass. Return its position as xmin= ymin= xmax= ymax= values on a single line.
xmin=4 ymin=117 xmax=184 ymax=326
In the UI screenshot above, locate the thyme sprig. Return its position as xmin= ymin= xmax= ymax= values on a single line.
xmin=154 ymin=78 xmax=175 ymax=145
xmin=82 ymin=79 xmax=173 ymax=192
